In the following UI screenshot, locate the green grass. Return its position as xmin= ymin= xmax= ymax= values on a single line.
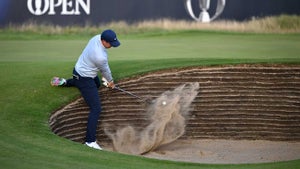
xmin=0 ymin=31 xmax=300 ymax=169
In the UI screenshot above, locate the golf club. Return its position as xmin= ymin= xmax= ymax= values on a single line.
xmin=114 ymin=86 xmax=143 ymax=100
xmin=114 ymin=86 xmax=152 ymax=104
xmin=102 ymin=77 xmax=152 ymax=104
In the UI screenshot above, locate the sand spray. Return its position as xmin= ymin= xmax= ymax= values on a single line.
xmin=105 ymin=83 xmax=199 ymax=154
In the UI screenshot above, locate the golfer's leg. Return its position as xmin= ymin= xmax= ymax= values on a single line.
xmin=65 ymin=78 xmax=76 ymax=87
xmin=80 ymin=85 xmax=102 ymax=143
xmin=64 ymin=68 xmax=77 ymax=87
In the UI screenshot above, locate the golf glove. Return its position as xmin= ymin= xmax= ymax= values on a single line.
xmin=102 ymin=77 xmax=115 ymax=88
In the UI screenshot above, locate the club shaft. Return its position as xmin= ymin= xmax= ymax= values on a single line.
xmin=114 ymin=86 xmax=143 ymax=100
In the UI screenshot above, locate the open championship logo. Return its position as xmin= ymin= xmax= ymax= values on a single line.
xmin=184 ymin=0 xmax=226 ymax=22
xmin=27 ymin=0 xmax=90 ymax=15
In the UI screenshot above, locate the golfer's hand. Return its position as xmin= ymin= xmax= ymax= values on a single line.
xmin=108 ymin=81 xmax=115 ymax=89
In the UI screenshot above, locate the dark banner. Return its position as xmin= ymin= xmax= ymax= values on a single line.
xmin=0 ymin=0 xmax=300 ymax=27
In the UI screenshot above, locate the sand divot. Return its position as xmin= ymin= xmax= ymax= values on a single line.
xmin=105 ymin=83 xmax=199 ymax=155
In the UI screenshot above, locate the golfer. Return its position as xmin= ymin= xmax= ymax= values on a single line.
xmin=51 ymin=29 xmax=120 ymax=150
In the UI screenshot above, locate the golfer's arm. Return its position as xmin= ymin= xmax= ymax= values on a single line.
xmin=97 ymin=61 xmax=113 ymax=82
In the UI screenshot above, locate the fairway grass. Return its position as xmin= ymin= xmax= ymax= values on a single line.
xmin=0 ymin=31 xmax=300 ymax=169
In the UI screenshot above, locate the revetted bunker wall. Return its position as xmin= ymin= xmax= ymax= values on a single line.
xmin=49 ymin=65 xmax=300 ymax=143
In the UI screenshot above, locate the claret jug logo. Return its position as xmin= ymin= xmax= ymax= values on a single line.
xmin=27 ymin=0 xmax=90 ymax=15
xmin=184 ymin=0 xmax=226 ymax=22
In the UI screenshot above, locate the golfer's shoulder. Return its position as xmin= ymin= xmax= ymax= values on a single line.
xmin=88 ymin=35 xmax=103 ymax=53
xmin=92 ymin=48 xmax=107 ymax=63
xmin=90 ymin=34 xmax=101 ymax=41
